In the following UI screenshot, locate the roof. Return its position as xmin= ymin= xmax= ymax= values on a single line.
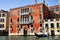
xmin=49 ymin=5 xmax=59 ymax=9
xmin=0 ymin=9 xmax=8 ymax=13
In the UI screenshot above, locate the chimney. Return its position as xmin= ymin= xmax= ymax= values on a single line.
xmin=43 ymin=0 xmax=45 ymax=4
xmin=58 ymin=0 xmax=60 ymax=12
xmin=34 ymin=0 xmax=37 ymax=4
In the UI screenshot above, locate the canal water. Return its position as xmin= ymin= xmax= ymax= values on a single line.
xmin=0 ymin=36 xmax=60 ymax=40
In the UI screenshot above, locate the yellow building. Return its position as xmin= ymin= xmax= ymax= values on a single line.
xmin=44 ymin=18 xmax=60 ymax=36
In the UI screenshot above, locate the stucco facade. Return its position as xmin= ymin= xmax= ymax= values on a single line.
xmin=44 ymin=18 xmax=60 ymax=35
xmin=0 ymin=10 xmax=9 ymax=32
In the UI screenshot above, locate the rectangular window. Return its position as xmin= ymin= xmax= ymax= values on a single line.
xmin=17 ymin=25 xmax=20 ymax=33
xmin=2 ymin=13 xmax=5 ymax=17
xmin=21 ymin=8 xmax=29 ymax=13
xmin=21 ymin=15 xmax=29 ymax=24
xmin=57 ymin=23 xmax=59 ymax=28
xmin=0 ymin=14 xmax=1 ymax=17
xmin=2 ymin=19 xmax=4 ymax=22
xmin=40 ymin=14 xmax=42 ymax=19
xmin=10 ymin=25 xmax=13 ymax=33
xmin=0 ymin=19 xmax=4 ymax=22
xmin=0 ymin=24 xmax=4 ymax=28
xmin=18 ymin=10 xmax=20 ymax=15
xmin=25 ymin=8 xmax=27 ymax=12
xmin=39 ymin=7 xmax=42 ymax=12
xmin=40 ymin=14 xmax=42 ymax=23
xmin=31 ymin=27 xmax=34 ymax=33
xmin=21 ymin=9 xmax=23 ymax=13
xmin=29 ymin=8 xmax=33 ymax=12
xmin=40 ymin=20 xmax=42 ymax=23
xmin=0 ymin=19 xmax=2 ymax=22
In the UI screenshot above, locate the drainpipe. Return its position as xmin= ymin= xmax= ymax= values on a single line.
xmin=58 ymin=0 xmax=60 ymax=36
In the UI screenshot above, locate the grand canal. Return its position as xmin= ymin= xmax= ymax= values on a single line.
xmin=0 ymin=36 xmax=60 ymax=40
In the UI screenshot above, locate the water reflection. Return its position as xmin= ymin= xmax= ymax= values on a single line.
xmin=0 ymin=36 xmax=60 ymax=40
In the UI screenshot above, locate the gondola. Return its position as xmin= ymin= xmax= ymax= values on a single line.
xmin=35 ymin=33 xmax=48 ymax=37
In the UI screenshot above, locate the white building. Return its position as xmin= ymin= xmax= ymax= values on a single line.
xmin=44 ymin=18 xmax=60 ymax=36
xmin=0 ymin=10 xmax=8 ymax=32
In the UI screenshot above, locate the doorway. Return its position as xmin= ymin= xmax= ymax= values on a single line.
xmin=24 ymin=28 xmax=27 ymax=36
xmin=51 ymin=30 xmax=55 ymax=36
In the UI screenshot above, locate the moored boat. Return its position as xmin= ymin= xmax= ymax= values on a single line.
xmin=35 ymin=33 xmax=48 ymax=37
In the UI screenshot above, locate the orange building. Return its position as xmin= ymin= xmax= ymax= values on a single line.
xmin=9 ymin=3 xmax=50 ymax=35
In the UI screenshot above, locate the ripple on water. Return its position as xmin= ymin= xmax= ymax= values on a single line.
xmin=0 ymin=36 xmax=60 ymax=40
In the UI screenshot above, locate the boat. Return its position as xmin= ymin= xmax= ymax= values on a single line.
xmin=35 ymin=26 xmax=49 ymax=37
xmin=35 ymin=33 xmax=48 ymax=37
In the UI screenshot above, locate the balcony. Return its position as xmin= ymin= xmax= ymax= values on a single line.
xmin=19 ymin=15 xmax=33 ymax=24
xmin=19 ymin=19 xmax=33 ymax=24
xmin=20 ymin=12 xmax=29 ymax=15
xmin=19 ymin=21 xmax=30 ymax=24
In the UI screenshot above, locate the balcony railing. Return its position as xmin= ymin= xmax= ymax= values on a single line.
xmin=20 ymin=12 xmax=29 ymax=15
xmin=19 ymin=21 xmax=30 ymax=24
xmin=19 ymin=20 xmax=33 ymax=24
xmin=19 ymin=16 xmax=33 ymax=24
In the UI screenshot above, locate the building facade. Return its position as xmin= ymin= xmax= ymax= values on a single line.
xmin=49 ymin=5 xmax=60 ymax=18
xmin=44 ymin=18 xmax=60 ymax=36
xmin=0 ymin=10 xmax=9 ymax=33
xmin=49 ymin=5 xmax=60 ymax=15
xmin=9 ymin=3 xmax=50 ymax=35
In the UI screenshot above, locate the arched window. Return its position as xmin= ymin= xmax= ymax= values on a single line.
xmin=10 ymin=19 xmax=12 ymax=22
xmin=17 ymin=18 xmax=19 ymax=22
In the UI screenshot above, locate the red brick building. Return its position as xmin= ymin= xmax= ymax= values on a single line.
xmin=9 ymin=3 xmax=51 ymax=35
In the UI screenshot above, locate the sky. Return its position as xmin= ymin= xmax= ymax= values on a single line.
xmin=0 ymin=0 xmax=58 ymax=11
